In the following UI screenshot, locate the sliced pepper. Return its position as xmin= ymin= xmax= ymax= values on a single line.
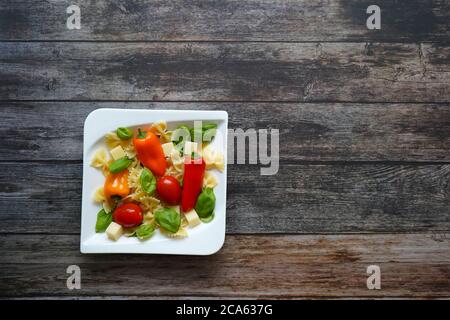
xmin=133 ymin=128 xmax=167 ymax=176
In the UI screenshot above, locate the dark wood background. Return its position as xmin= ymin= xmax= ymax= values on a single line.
xmin=0 ymin=0 xmax=449 ymax=299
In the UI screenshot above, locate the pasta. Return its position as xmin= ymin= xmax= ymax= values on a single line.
xmin=90 ymin=149 xmax=108 ymax=168
xmin=161 ymin=226 xmax=188 ymax=239
xmin=165 ymin=166 xmax=183 ymax=182
xmin=123 ymin=142 xmax=137 ymax=159
xmin=203 ymin=171 xmax=218 ymax=188
xmin=150 ymin=120 xmax=172 ymax=143
xmin=105 ymin=132 xmax=136 ymax=158
xmin=143 ymin=211 xmax=155 ymax=224
xmin=159 ymin=130 xmax=173 ymax=144
xmin=105 ymin=132 xmax=122 ymax=149
xmin=150 ymin=120 xmax=167 ymax=134
xmin=102 ymin=201 xmax=113 ymax=214
xmin=91 ymin=120 xmax=222 ymax=242
xmin=127 ymin=165 xmax=143 ymax=189
xmin=93 ymin=186 xmax=105 ymax=203
xmin=203 ymin=147 xmax=224 ymax=172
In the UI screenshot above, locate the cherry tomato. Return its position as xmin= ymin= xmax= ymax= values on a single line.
xmin=156 ymin=176 xmax=181 ymax=205
xmin=113 ymin=203 xmax=143 ymax=228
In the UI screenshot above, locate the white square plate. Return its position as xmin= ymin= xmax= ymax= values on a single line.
xmin=81 ymin=108 xmax=228 ymax=255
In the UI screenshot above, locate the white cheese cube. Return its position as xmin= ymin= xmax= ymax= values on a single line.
xmin=183 ymin=141 xmax=199 ymax=156
xmin=106 ymin=222 xmax=123 ymax=241
xmin=162 ymin=142 xmax=175 ymax=157
xmin=184 ymin=209 xmax=201 ymax=228
xmin=110 ymin=145 xmax=126 ymax=160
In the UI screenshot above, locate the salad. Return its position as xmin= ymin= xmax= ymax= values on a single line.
xmin=90 ymin=120 xmax=224 ymax=241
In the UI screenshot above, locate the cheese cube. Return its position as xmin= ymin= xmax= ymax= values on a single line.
xmin=162 ymin=142 xmax=175 ymax=157
xmin=106 ymin=222 xmax=123 ymax=241
xmin=184 ymin=209 xmax=201 ymax=228
xmin=183 ymin=141 xmax=199 ymax=156
xmin=110 ymin=145 xmax=126 ymax=160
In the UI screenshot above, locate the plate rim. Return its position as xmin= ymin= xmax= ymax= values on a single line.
xmin=80 ymin=108 xmax=228 ymax=255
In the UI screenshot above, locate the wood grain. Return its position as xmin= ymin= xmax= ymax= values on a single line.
xmin=0 ymin=42 xmax=448 ymax=102
xmin=0 ymin=233 xmax=449 ymax=298
xmin=1 ymin=102 xmax=450 ymax=162
xmin=0 ymin=0 xmax=449 ymax=300
xmin=0 ymin=0 xmax=448 ymax=42
xmin=1 ymin=162 xmax=449 ymax=234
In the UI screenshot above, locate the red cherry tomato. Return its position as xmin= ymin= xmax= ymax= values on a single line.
xmin=156 ymin=176 xmax=181 ymax=205
xmin=113 ymin=203 xmax=143 ymax=228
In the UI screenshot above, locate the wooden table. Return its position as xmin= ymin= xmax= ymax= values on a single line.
xmin=0 ymin=1 xmax=449 ymax=299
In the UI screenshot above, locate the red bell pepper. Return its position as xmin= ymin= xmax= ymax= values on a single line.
xmin=181 ymin=156 xmax=205 ymax=212
xmin=133 ymin=128 xmax=167 ymax=176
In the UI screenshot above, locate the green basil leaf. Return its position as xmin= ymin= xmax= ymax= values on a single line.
xmin=116 ymin=127 xmax=133 ymax=140
xmin=136 ymin=224 xmax=155 ymax=240
xmin=189 ymin=127 xmax=203 ymax=142
xmin=202 ymin=123 xmax=217 ymax=131
xmin=109 ymin=156 xmax=132 ymax=173
xmin=139 ymin=168 xmax=156 ymax=195
xmin=189 ymin=123 xmax=217 ymax=143
xmin=200 ymin=212 xmax=215 ymax=223
xmin=172 ymin=125 xmax=191 ymax=145
xmin=95 ymin=209 xmax=112 ymax=233
xmin=155 ymin=208 xmax=181 ymax=233
xmin=195 ymin=188 xmax=216 ymax=218
xmin=202 ymin=123 xmax=217 ymax=143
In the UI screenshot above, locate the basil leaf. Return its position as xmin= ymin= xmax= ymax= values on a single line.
xmin=139 ymin=168 xmax=156 ymax=195
xmin=189 ymin=127 xmax=203 ymax=142
xmin=195 ymin=188 xmax=216 ymax=218
xmin=109 ymin=156 xmax=132 ymax=173
xmin=189 ymin=123 xmax=217 ymax=143
xmin=172 ymin=125 xmax=191 ymax=145
xmin=202 ymin=123 xmax=217 ymax=143
xmin=200 ymin=212 xmax=215 ymax=223
xmin=116 ymin=127 xmax=133 ymax=140
xmin=155 ymin=208 xmax=181 ymax=233
xmin=136 ymin=224 xmax=155 ymax=240
xmin=95 ymin=209 xmax=112 ymax=233
xmin=202 ymin=123 xmax=217 ymax=131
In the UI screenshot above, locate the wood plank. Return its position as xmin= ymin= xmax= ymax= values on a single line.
xmin=1 ymin=162 xmax=449 ymax=234
xmin=1 ymin=102 xmax=450 ymax=162
xmin=0 ymin=0 xmax=448 ymax=42
xmin=0 ymin=233 xmax=449 ymax=298
xmin=0 ymin=42 xmax=448 ymax=102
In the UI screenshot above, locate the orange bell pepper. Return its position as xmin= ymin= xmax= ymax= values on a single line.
xmin=104 ymin=170 xmax=130 ymax=199
xmin=133 ymin=128 xmax=167 ymax=176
